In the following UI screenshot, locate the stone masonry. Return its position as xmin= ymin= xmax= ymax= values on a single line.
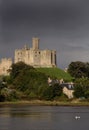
xmin=15 ymin=37 xmax=57 ymax=68
xmin=0 ymin=58 xmax=12 ymax=75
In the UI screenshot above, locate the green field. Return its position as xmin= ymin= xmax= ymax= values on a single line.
xmin=37 ymin=67 xmax=72 ymax=81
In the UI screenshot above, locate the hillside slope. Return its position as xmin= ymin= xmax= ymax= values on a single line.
xmin=37 ymin=68 xmax=72 ymax=81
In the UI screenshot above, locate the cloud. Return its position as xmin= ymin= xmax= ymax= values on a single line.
xmin=0 ymin=0 xmax=89 ymax=68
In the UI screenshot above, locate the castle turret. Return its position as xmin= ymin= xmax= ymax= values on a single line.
xmin=32 ymin=37 xmax=39 ymax=50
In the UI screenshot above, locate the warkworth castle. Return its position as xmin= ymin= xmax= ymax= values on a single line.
xmin=0 ymin=38 xmax=57 ymax=75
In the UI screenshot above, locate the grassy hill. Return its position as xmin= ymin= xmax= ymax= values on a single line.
xmin=37 ymin=67 xmax=72 ymax=81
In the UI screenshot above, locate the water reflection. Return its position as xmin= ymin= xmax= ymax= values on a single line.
xmin=0 ymin=105 xmax=53 ymax=119
xmin=0 ymin=105 xmax=89 ymax=130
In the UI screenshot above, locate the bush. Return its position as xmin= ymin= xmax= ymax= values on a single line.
xmin=0 ymin=88 xmax=20 ymax=101
xmin=74 ymin=78 xmax=89 ymax=98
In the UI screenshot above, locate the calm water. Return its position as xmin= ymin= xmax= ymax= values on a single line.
xmin=0 ymin=105 xmax=89 ymax=130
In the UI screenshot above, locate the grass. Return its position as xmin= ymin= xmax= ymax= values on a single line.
xmin=37 ymin=67 xmax=72 ymax=81
xmin=0 ymin=99 xmax=89 ymax=106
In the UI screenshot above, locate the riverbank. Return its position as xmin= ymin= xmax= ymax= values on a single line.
xmin=0 ymin=99 xmax=89 ymax=106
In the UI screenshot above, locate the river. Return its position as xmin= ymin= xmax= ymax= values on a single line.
xmin=0 ymin=105 xmax=89 ymax=130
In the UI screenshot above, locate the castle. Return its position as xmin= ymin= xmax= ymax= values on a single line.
xmin=0 ymin=38 xmax=57 ymax=75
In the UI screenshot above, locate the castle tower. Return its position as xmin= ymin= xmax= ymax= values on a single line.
xmin=32 ymin=37 xmax=39 ymax=50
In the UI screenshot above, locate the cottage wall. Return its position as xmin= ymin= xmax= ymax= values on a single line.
xmin=63 ymin=87 xmax=74 ymax=99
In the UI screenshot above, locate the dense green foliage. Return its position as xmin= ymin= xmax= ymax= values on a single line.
xmin=68 ymin=61 xmax=89 ymax=78
xmin=37 ymin=67 xmax=72 ymax=81
xmin=1 ymin=61 xmax=89 ymax=101
xmin=0 ymin=62 xmax=63 ymax=101
xmin=1 ymin=60 xmax=89 ymax=102
xmin=68 ymin=61 xmax=89 ymax=99
xmin=10 ymin=62 xmax=34 ymax=79
xmin=40 ymin=83 xmax=62 ymax=100
xmin=74 ymin=78 xmax=89 ymax=98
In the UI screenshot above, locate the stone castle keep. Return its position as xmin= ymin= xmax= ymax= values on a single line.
xmin=0 ymin=38 xmax=57 ymax=75
xmin=15 ymin=38 xmax=56 ymax=67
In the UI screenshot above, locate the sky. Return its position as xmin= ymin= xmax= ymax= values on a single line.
xmin=0 ymin=0 xmax=89 ymax=69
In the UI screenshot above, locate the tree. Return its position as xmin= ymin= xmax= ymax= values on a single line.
xmin=74 ymin=78 xmax=89 ymax=98
xmin=68 ymin=61 xmax=87 ymax=78
xmin=9 ymin=63 xmax=51 ymax=100
xmin=39 ymin=83 xmax=62 ymax=100
xmin=7 ymin=61 xmax=63 ymax=100
xmin=52 ymin=83 xmax=62 ymax=97
xmin=10 ymin=62 xmax=34 ymax=79
xmin=85 ymin=62 xmax=89 ymax=77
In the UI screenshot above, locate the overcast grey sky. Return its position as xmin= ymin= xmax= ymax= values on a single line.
xmin=0 ymin=0 xmax=89 ymax=69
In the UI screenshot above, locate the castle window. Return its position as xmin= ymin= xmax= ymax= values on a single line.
xmin=18 ymin=52 xmax=22 ymax=55
xmin=18 ymin=58 xmax=21 ymax=61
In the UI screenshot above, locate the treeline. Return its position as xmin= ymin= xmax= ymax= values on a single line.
xmin=0 ymin=62 xmax=62 ymax=101
xmin=1 ymin=61 xmax=89 ymax=102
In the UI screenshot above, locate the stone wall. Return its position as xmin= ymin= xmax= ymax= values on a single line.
xmin=0 ymin=58 xmax=12 ymax=75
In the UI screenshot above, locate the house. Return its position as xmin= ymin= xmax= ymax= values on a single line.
xmin=61 ymin=83 xmax=74 ymax=99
